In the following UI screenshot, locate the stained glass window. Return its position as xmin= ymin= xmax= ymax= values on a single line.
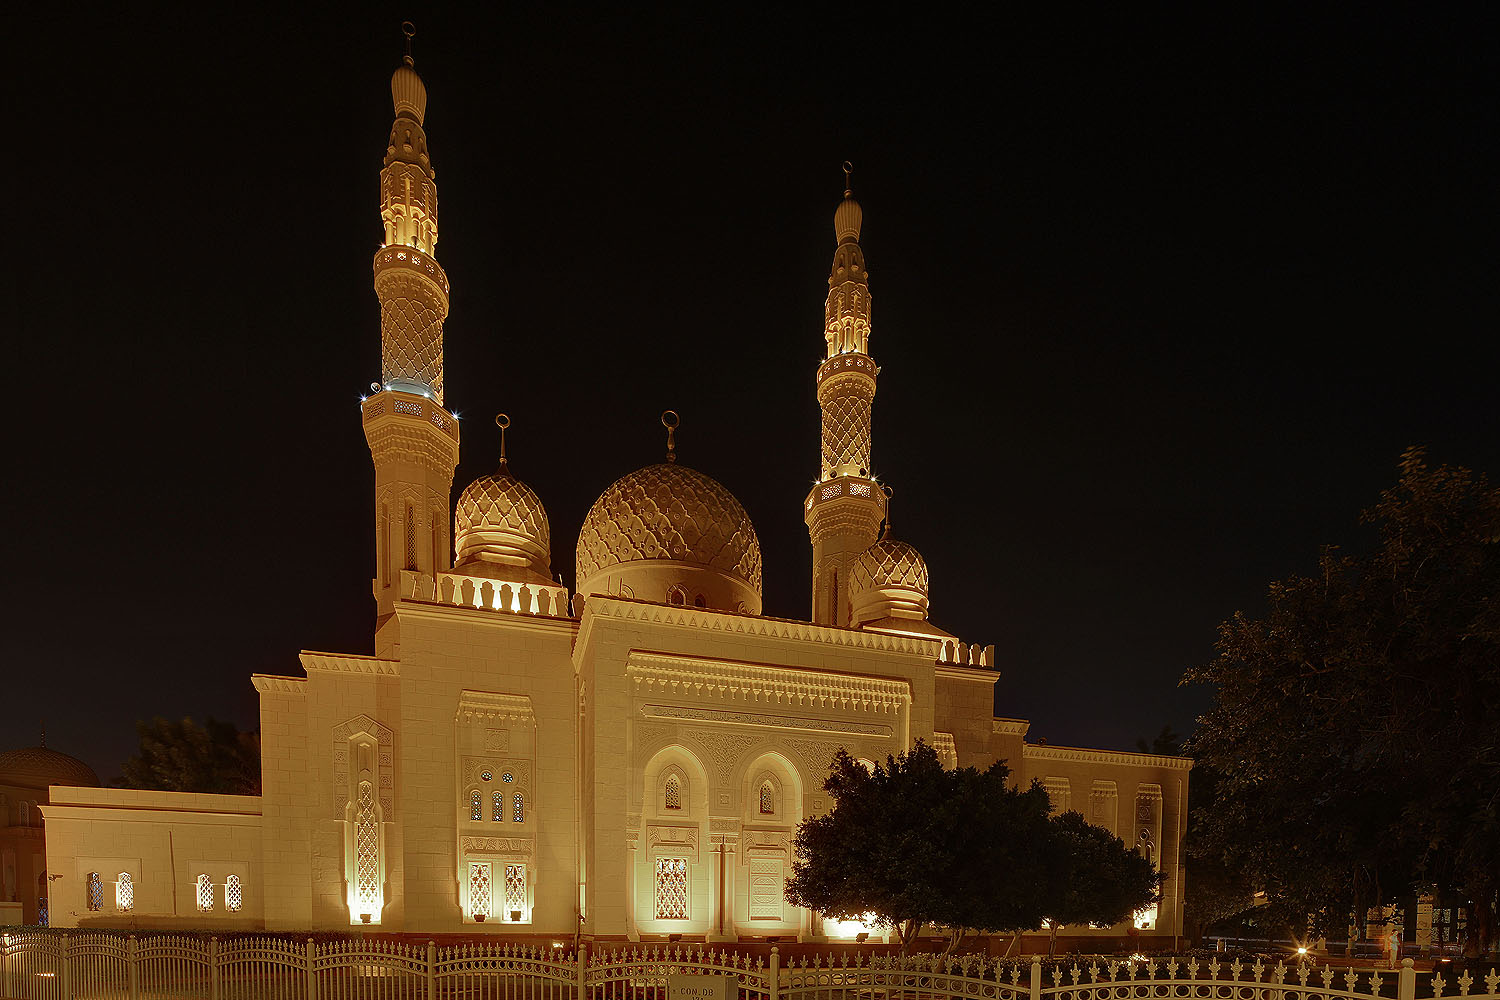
xmin=116 ymin=872 xmax=133 ymax=912
xmin=664 ymin=775 xmax=681 ymax=810
xmin=196 ymin=874 xmax=214 ymax=912
xmin=504 ymin=864 xmax=527 ymax=918
xmin=468 ymin=862 xmax=492 ymax=919
xmin=470 ymin=789 xmax=482 ymax=821
xmin=655 ymin=857 xmax=688 ymax=919
xmin=355 ymin=780 xmax=380 ymax=914
xmin=87 ymin=872 xmax=103 ymax=911
xmin=226 ymin=874 xmax=242 ymax=912
xmin=513 ymin=792 xmax=525 ymax=823
xmin=492 ymin=791 xmax=504 ymax=822
xmin=759 ymin=781 xmax=774 ymax=814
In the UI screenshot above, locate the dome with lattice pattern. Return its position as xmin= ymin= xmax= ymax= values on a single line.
xmin=576 ymin=463 xmax=762 ymax=613
xmin=453 ymin=466 xmax=553 ymax=585
xmin=0 ymin=746 xmax=100 ymax=791
xmin=849 ymin=536 xmax=941 ymax=632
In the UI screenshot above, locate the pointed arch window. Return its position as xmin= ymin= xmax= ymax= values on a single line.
xmin=759 ymin=781 xmax=775 ymax=815
xmin=87 ymin=872 xmax=103 ymax=911
xmin=492 ymin=791 xmax=503 ymax=822
xmin=513 ymin=792 xmax=525 ymax=823
xmin=226 ymin=874 xmax=243 ymax=913
xmin=196 ymin=874 xmax=214 ymax=912
xmin=116 ymin=872 xmax=133 ymax=912
xmin=405 ymin=504 xmax=418 ymax=569
xmin=667 ymin=586 xmax=687 ymax=607
xmin=470 ymin=789 xmax=482 ymax=821
xmin=664 ymin=775 xmax=682 ymax=811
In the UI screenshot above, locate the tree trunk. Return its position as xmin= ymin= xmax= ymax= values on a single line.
xmin=1048 ymin=922 xmax=1061 ymax=958
xmin=942 ymin=927 xmax=966 ymax=957
xmin=1003 ymin=931 xmax=1022 ymax=959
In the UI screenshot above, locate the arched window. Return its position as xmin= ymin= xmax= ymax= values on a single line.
xmin=664 ymin=775 xmax=682 ymax=811
xmin=469 ymin=789 xmax=482 ymax=821
xmin=666 ymin=586 xmax=687 ymax=607
xmin=116 ymin=873 xmax=133 ymax=912
xmin=196 ymin=874 xmax=214 ymax=912
xmin=87 ymin=872 xmax=103 ymax=911
xmin=693 ymin=594 xmax=707 ymax=608
xmin=759 ymin=781 xmax=775 ymax=815
xmin=492 ymin=791 xmax=503 ymax=822
xmin=226 ymin=874 xmax=243 ymax=913
xmin=513 ymin=792 xmax=525 ymax=823
xmin=354 ymin=780 xmax=381 ymax=915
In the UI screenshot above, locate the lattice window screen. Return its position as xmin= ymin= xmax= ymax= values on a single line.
xmin=468 ymin=862 xmax=492 ymax=918
xmin=492 ymin=791 xmax=503 ymax=822
xmin=87 ymin=872 xmax=102 ymax=911
xmin=503 ymin=864 xmax=527 ymax=917
xmin=226 ymin=874 xmax=242 ymax=912
xmin=513 ymin=792 xmax=525 ymax=823
xmin=749 ymin=857 xmax=784 ymax=919
xmin=664 ymin=776 xmax=681 ymax=810
xmin=405 ymin=505 xmax=417 ymax=569
xmin=759 ymin=782 xmax=774 ymax=814
xmin=654 ymin=857 xmax=688 ymax=919
xmin=116 ymin=873 xmax=133 ymax=912
xmin=355 ymin=781 xmax=380 ymax=912
xmin=196 ymin=874 xmax=214 ymax=912
xmin=470 ymin=789 xmax=482 ymax=821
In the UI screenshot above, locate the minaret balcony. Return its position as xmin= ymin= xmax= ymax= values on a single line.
xmin=362 ymin=389 xmax=459 ymax=445
xmin=372 ymin=243 xmax=449 ymax=295
xmin=815 ymin=351 xmax=877 ymax=387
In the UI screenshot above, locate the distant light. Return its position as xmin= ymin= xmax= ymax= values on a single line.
xmin=452 ymin=411 xmax=460 ymax=420
xmin=360 ymin=396 xmax=367 ymax=403
xmin=1297 ymin=947 xmax=1308 ymax=956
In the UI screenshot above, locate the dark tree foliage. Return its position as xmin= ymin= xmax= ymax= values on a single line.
xmin=1185 ymin=448 xmax=1500 ymax=948
xmin=119 ymin=717 xmax=261 ymax=795
xmin=1042 ymin=810 xmax=1162 ymax=954
xmin=785 ymin=743 xmax=1055 ymax=952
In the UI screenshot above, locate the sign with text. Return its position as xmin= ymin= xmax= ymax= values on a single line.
xmin=668 ymin=974 xmax=736 ymax=1000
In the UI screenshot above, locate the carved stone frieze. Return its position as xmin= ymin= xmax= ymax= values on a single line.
xmin=643 ymin=704 xmax=891 ymax=739
xmin=646 ymin=824 xmax=700 ymax=861
xmin=460 ymin=836 xmax=534 ymax=858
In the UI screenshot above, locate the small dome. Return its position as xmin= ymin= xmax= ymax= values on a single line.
xmin=453 ymin=466 xmax=553 ymax=586
xmin=835 ymin=195 xmax=863 ymax=244
xmin=850 ymin=536 xmax=941 ymax=632
xmin=576 ymin=463 xmax=762 ymax=612
xmin=392 ymin=59 xmax=427 ymax=124
xmin=0 ymin=746 xmax=100 ymax=791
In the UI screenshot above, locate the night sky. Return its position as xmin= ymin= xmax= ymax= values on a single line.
xmin=10 ymin=7 xmax=1497 ymax=781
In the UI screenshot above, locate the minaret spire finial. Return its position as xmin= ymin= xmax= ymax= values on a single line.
xmin=662 ymin=410 xmax=680 ymax=463
xmin=401 ymin=21 xmax=416 ymax=66
xmin=39 ymin=720 xmax=46 ymax=747
xmin=494 ymin=413 xmax=510 ymax=468
xmin=843 ymin=160 xmax=853 ymax=199
xmin=881 ymin=485 xmax=894 ymax=539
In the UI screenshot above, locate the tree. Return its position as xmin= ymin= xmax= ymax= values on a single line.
xmin=784 ymin=743 xmax=1055 ymax=953
xmin=1185 ymin=448 xmax=1500 ymax=949
xmin=119 ymin=716 xmax=261 ymax=795
xmin=1041 ymin=810 xmax=1162 ymax=955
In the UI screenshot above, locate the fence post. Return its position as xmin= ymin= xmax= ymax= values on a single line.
xmin=1398 ymin=958 xmax=1415 ymax=1000
xmin=427 ymin=940 xmax=437 ymax=1000
xmin=1030 ymin=956 xmax=1042 ymax=1000
xmin=60 ymin=932 xmax=71 ymax=1000
xmin=576 ymin=942 xmax=588 ymax=1000
xmin=210 ymin=936 xmax=220 ymax=1000
xmin=306 ymin=938 xmax=317 ymax=1000
xmin=127 ymin=934 xmax=140 ymax=1000
xmin=769 ymin=946 xmax=779 ymax=1000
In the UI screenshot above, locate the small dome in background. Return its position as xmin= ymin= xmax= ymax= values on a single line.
xmin=391 ymin=59 xmax=427 ymax=124
xmin=453 ymin=467 xmax=554 ymax=586
xmin=849 ymin=535 xmax=950 ymax=638
xmin=834 ymin=195 xmax=863 ymax=245
xmin=0 ymin=745 xmax=100 ymax=791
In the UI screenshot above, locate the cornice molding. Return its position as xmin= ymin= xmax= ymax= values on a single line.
xmin=1022 ymin=744 xmax=1193 ymax=771
xmin=626 ymin=650 xmax=911 ymax=714
xmin=935 ymin=663 xmax=999 ymax=682
xmin=299 ymin=651 xmax=401 ymax=676
xmin=251 ymin=674 xmax=307 ymax=695
xmin=456 ymin=690 xmax=536 ymax=725
xmin=992 ymin=718 xmax=1030 ymax=737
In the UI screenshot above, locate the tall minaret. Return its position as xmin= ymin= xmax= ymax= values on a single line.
xmin=360 ymin=27 xmax=461 ymax=642
xmin=804 ymin=165 xmax=887 ymax=626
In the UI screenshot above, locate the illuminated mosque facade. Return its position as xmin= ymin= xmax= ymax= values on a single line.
xmin=40 ymin=47 xmax=1190 ymax=943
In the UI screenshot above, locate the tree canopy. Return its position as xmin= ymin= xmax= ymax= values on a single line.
xmin=785 ymin=742 xmax=1156 ymax=952
xmin=1185 ymin=448 xmax=1500 ymax=947
xmin=119 ymin=716 xmax=261 ymax=795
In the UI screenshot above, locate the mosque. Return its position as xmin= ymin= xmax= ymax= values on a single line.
xmin=38 ymin=43 xmax=1189 ymax=943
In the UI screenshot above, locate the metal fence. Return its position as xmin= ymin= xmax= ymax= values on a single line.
xmin=1 ymin=933 xmax=1496 ymax=1000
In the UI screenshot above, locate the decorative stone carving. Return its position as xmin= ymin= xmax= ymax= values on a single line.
xmin=460 ymin=836 xmax=534 ymax=858
xmin=646 ymin=824 xmax=700 ymax=861
xmin=332 ymin=715 xmax=395 ymax=817
xmin=643 ymin=705 xmax=891 ymax=739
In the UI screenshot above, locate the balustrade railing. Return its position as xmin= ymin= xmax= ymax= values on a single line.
xmin=1 ymin=934 xmax=1495 ymax=1000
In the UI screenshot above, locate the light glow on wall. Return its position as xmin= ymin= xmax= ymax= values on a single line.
xmin=1133 ymin=903 xmax=1158 ymax=930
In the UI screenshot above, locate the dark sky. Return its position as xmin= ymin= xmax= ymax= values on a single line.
xmin=9 ymin=7 xmax=1497 ymax=780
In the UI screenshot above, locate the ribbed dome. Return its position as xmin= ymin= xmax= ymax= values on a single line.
xmin=0 ymin=746 xmax=100 ymax=791
xmin=851 ymin=538 xmax=929 ymax=597
xmin=392 ymin=59 xmax=427 ymax=124
xmin=453 ymin=466 xmax=553 ymax=584
xmin=576 ymin=463 xmax=762 ymax=598
xmin=849 ymin=535 xmax=937 ymax=632
xmin=835 ymin=195 xmax=863 ymax=244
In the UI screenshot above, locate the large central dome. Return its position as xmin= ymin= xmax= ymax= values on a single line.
xmin=576 ymin=463 xmax=762 ymax=613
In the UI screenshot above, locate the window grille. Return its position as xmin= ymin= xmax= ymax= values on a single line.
xmin=492 ymin=791 xmax=503 ymax=822
xmin=513 ymin=792 xmax=525 ymax=823
xmin=503 ymin=864 xmax=527 ymax=918
xmin=470 ymin=789 xmax=482 ymax=821
xmin=405 ymin=505 xmax=417 ymax=569
xmin=37 ymin=895 xmax=48 ymax=927
xmin=664 ymin=775 xmax=681 ymax=810
xmin=87 ymin=872 xmax=103 ymax=911
xmin=759 ymin=781 xmax=774 ymax=814
xmin=354 ymin=780 xmax=380 ymax=913
xmin=654 ymin=857 xmax=688 ymax=919
xmin=468 ymin=862 xmax=492 ymax=919
xmin=116 ymin=873 xmax=133 ymax=912
xmin=380 ymin=504 xmax=390 ymax=586
xmin=226 ymin=874 xmax=242 ymax=912
xmin=196 ymin=874 xmax=214 ymax=912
